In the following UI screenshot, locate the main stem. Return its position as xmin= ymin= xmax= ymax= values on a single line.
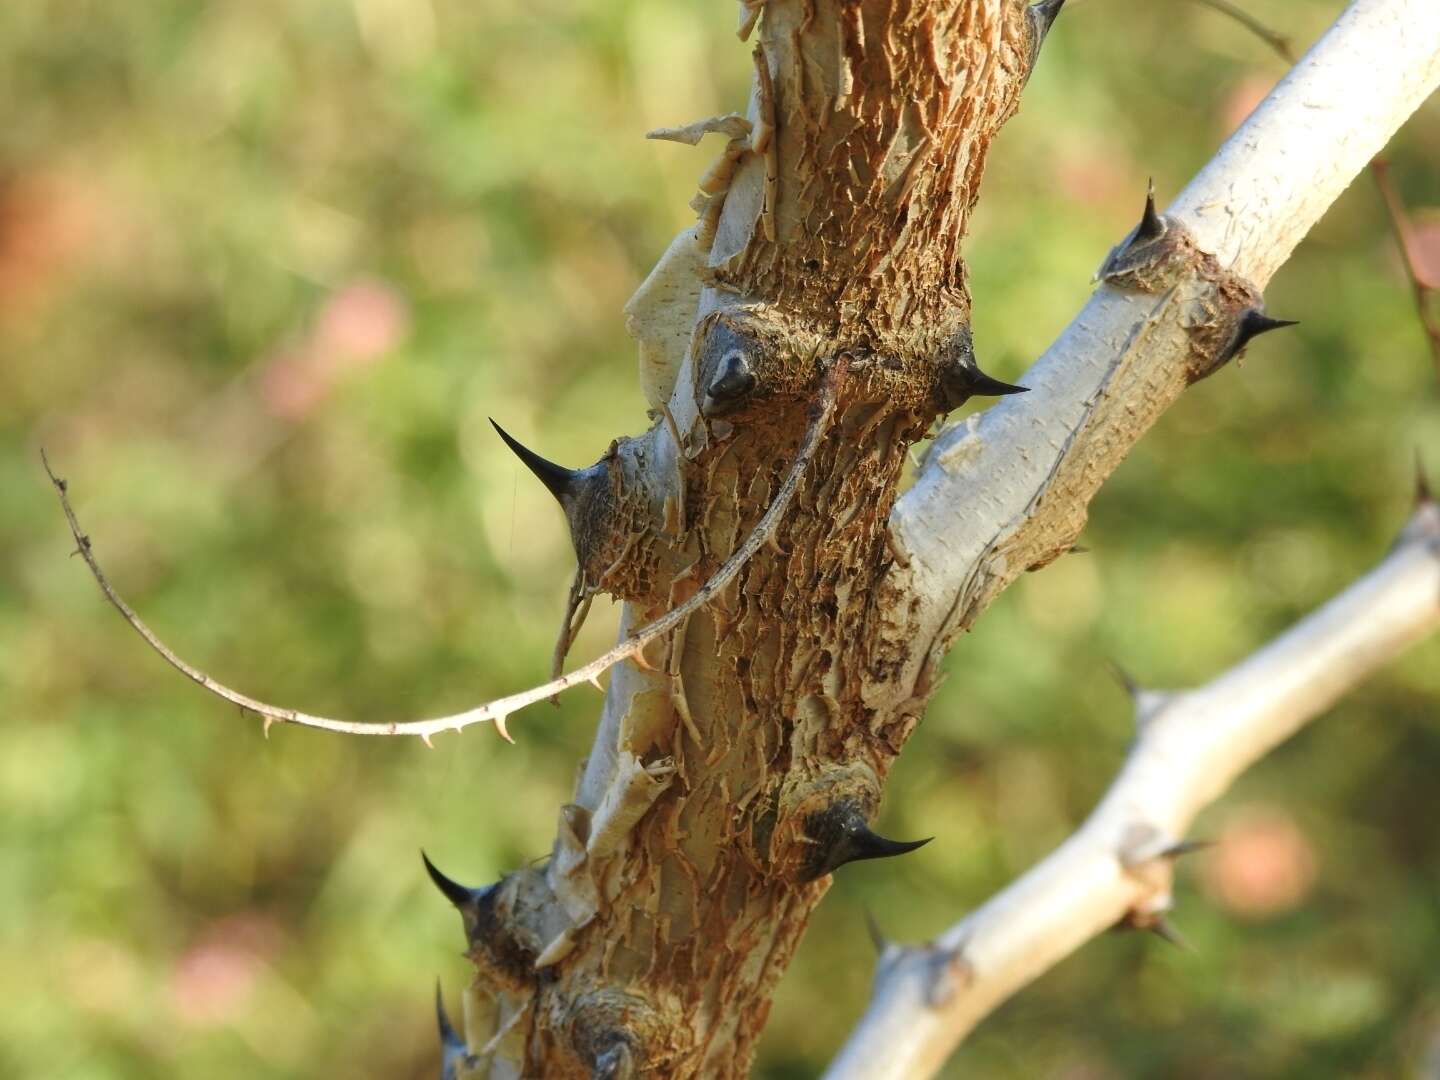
xmin=448 ymin=3 xmax=1039 ymax=1077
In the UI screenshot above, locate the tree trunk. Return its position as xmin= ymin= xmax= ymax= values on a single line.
xmin=435 ymin=0 xmax=1440 ymax=1076
xmin=453 ymin=3 xmax=1043 ymax=1076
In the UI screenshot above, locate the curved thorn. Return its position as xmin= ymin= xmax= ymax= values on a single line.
xmin=803 ymin=802 xmax=934 ymax=880
xmin=968 ymin=369 xmax=1030 ymax=398
xmin=436 ymin=981 xmax=463 ymax=1049
xmin=848 ymin=825 xmax=933 ymax=863
xmin=1230 ymin=310 xmax=1299 ymax=358
xmin=822 ymin=819 xmax=931 ymax=877
xmin=490 ymin=418 xmax=578 ymax=502
xmin=421 ymin=850 xmax=478 ymax=910
xmin=437 ymin=979 xmax=471 ymax=1080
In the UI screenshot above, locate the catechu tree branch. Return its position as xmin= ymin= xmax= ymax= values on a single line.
xmin=882 ymin=0 xmax=1440 ymax=694
xmin=825 ymin=489 xmax=1440 ymax=1080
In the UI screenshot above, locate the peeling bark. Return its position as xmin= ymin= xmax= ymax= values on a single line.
xmin=436 ymin=0 xmax=1440 ymax=1074
xmin=450 ymin=3 xmax=1047 ymax=1076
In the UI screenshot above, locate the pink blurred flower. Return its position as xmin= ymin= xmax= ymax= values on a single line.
xmin=259 ymin=348 xmax=331 ymax=420
xmin=1201 ymin=806 xmax=1318 ymax=919
xmin=0 ymin=169 xmax=97 ymax=320
xmin=313 ymin=279 xmax=410 ymax=367
xmin=258 ymin=278 xmax=409 ymax=419
xmin=168 ymin=914 xmax=284 ymax=1028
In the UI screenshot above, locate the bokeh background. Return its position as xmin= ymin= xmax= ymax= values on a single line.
xmin=2 ymin=1 xmax=1438 ymax=1077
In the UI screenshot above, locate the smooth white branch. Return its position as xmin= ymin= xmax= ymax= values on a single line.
xmin=826 ymin=496 xmax=1440 ymax=1080
xmin=890 ymin=0 xmax=1440 ymax=645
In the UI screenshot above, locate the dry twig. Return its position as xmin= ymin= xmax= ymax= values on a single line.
xmin=41 ymin=368 xmax=840 ymax=745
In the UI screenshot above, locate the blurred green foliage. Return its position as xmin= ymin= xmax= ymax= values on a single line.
xmin=2 ymin=1 xmax=1437 ymax=1077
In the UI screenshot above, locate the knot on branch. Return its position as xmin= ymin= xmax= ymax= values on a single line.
xmin=691 ymin=309 xmax=825 ymax=426
xmin=1116 ymin=823 xmax=1209 ymax=950
xmin=461 ymin=867 xmax=549 ymax=993
xmin=767 ymin=764 xmax=930 ymax=883
xmin=493 ymin=422 xmax=679 ymax=608
xmin=1100 ymin=183 xmax=1298 ymax=385
xmin=548 ymin=986 xmax=682 ymax=1080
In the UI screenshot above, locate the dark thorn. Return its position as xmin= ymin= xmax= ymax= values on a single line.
xmin=1067 ymin=544 xmax=1090 ymax=555
xmin=864 ymin=909 xmax=889 ymax=956
xmin=1107 ymin=661 xmax=1140 ymax=699
xmin=56 ymin=477 xmax=67 ymax=493
xmin=436 ymin=981 xmax=464 ymax=1051
xmin=421 ymin=850 xmax=480 ymax=911
xmin=489 ymin=418 xmax=578 ymax=502
xmin=1135 ymin=179 xmax=1164 ymax=246
xmin=1115 ymin=911 xmax=1194 ymax=951
xmin=841 ymin=825 xmax=931 ymax=866
xmin=1415 ymin=449 xmax=1432 ymax=506
xmin=967 ymin=368 xmax=1030 ymax=398
xmin=1148 ymin=916 xmax=1193 ymax=951
xmin=437 ymin=980 xmax=473 ymax=1080
xmin=702 ymin=349 xmax=757 ymax=417
xmin=710 ymin=350 xmax=756 ymax=400
xmin=803 ymin=800 xmax=932 ymax=880
xmin=1161 ymin=839 xmax=1213 ymax=860
xmin=1029 ymin=0 xmax=1065 ymax=39
xmin=937 ymin=327 xmax=1028 ymax=409
xmin=1229 ymin=309 xmax=1299 ymax=359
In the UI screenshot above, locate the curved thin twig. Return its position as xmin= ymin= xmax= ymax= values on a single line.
xmin=42 ymin=370 xmax=840 ymax=744
xmin=1189 ymin=0 xmax=1295 ymax=62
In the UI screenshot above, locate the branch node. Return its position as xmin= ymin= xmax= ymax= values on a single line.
xmin=1107 ymin=662 xmax=1177 ymax=728
xmin=921 ymin=943 xmax=973 ymax=1009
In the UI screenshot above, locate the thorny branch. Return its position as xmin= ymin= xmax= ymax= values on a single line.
xmin=1191 ymin=0 xmax=1440 ymax=374
xmin=827 ymin=490 xmax=1440 ymax=1080
xmin=40 ymin=366 xmax=840 ymax=745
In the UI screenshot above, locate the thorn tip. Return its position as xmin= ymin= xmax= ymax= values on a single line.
xmin=1134 ymin=179 xmax=1164 ymax=245
xmin=804 ymin=801 xmax=932 ymax=880
xmin=1162 ymin=839 xmax=1212 ymax=860
xmin=1229 ymin=309 xmax=1299 ymax=359
xmin=421 ymin=850 xmax=478 ymax=910
xmin=490 ymin=418 xmax=579 ymax=502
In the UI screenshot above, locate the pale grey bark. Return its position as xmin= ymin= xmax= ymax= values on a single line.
xmin=827 ymin=500 xmax=1440 ymax=1080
